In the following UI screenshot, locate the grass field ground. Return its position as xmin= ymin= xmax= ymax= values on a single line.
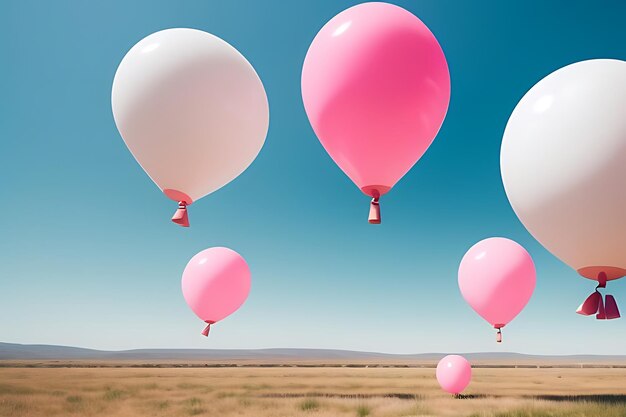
xmin=1 ymin=366 xmax=626 ymax=417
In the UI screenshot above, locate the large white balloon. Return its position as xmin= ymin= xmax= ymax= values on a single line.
xmin=112 ymin=28 xmax=269 ymax=226
xmin=501 ymin=59 xmax=626 ymax=282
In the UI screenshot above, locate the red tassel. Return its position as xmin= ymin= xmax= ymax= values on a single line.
xmin=576 ymin=272 xmax=620 ymax=320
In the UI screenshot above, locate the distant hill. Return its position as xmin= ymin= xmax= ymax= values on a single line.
xmin=2 ymin=342 xmax=626 ymax=366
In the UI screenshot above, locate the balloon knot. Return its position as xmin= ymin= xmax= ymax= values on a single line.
xmin=495 ymin=326 xmax=503 ymax=343
xmin=201 ymin=320 xmax=215 ymax=337
xmin=172 ymin=201 xmax=190 ymax=227
xmin=368 ymin=197 xmax=381 ymax=224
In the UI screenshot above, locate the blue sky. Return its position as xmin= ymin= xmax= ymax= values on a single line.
xmin=1 ymin=0 xmax=626 ymax=354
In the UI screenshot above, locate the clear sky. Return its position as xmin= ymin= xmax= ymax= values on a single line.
xmin=1 ymin=0 xmax=626 ymax=355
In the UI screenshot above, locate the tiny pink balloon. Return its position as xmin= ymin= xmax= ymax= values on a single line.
xmin=301 ymin=2 xmax=450 ymax=223
xmin=458 ymin=238 xmax=536 ymax=342
xmin=436 ymin=355 xmax=472 ymax=395
xmin=181 ymin=247 xmax=251 ymax=336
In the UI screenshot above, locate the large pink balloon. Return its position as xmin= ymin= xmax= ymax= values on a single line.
xmin=181 ymin=247 xmax=251 ymax=336
xmin=301 ymin=2 xmax=450 ymax=223
xmin=436 ymin=355 xmax=472 ymax=395
xmin=458 ymin=238 xmax=536 ymax=342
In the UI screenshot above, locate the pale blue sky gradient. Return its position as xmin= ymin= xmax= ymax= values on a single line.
xmin=1 ymin=0 xmax=626 ymax=354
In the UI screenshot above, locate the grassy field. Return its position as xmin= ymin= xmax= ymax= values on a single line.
xmin=1 ymin=366 xmax=626 ymax=417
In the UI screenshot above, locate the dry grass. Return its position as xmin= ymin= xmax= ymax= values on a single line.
xmin=0 ymin=366 xmax=625 ymax=416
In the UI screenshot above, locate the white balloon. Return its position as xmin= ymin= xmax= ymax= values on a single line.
xmin=501 ymin=59 xmax=626 ymax=281
xmin=112 ymin=28 xmax=269 ymax=222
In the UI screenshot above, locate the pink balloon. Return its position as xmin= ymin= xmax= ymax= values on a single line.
xmin=301 ymin=2 xmax=450 ymax=223
xmin=458 ymin=238 xmax=536 ymax=342
xmin=181 ymin=247 xmax=251 ymax=336
xmin=436 ymin=355 xmax=472 ymax=395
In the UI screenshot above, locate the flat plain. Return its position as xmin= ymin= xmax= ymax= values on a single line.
xmin=1 ymin=364 xmax=626 ymax=417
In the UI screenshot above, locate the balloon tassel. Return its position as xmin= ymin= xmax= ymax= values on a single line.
xmin=172 ymin=201 xmax=189 ymax=227
xmin=496 ymin=327 xmax=502 ymax=343
xmin=201 ymin=321 xmax=215 ymax=337
xmin=577 ymin=272 xmax=615 ymax=318
xmin=368 ymin=197 xmax=381 ymax=224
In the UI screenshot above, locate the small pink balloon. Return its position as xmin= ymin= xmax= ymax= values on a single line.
xmin=458 ymin=238 xmax=536 ymax=342
xmin=301 ymin=2 xmax=450 ymax=223
xmin=436 ymin=355 xmax=472 ymax=395
xmin=181 ymin=247 xmax=251 ymax=336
